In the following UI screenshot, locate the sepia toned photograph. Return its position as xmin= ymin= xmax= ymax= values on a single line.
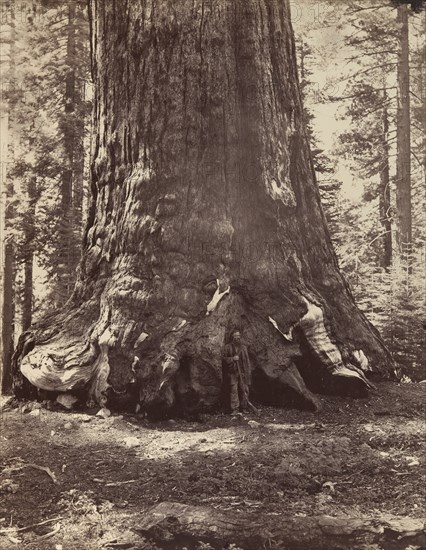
xmin=0 ymin=0 xmax=425 ymax=548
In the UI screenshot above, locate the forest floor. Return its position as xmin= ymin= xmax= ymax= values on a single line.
xmin=0 ymin=381 xmax=425 ymax=550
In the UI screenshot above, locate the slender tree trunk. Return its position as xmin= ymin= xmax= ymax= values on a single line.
xmin=1 ymin=1 xmax=16 ymax=393
xmin=22 ymin=251 xmax=33 ymax=331
xmin=395 ymin=4 xmax=412 ymax=259
xmin=72 ymin=3 xmax=87 ymax=251
xmin=379 ymin=97 xmax=392 ymax=270
xmin=73 ymin=5 xmax=85 ymax=233
xmin=73 ymin=134 xmax=85 ymax=238
xmin=2 ymin=191 xmax=16 ymax=391
xmin=58 ymin=0 xmax=78 ymax=303
xmin=14 ymin=0 xmax=394 ymax=414
xmin=298 ymin=40 xmax=311 ymax=134
xmin=22 ymin=178 xmax=37 ymax=331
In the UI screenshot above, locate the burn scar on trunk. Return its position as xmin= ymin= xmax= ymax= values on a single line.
xmin=298 ymin=296 xmax=375 ymax=389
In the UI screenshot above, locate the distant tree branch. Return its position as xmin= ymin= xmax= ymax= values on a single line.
xmin=345 ymin=28 xmax=366 ymax=41
xmin=412 ymin=123 xmax=425 ymax=132
xmin=338 ymin=63 xmax=398 ymax=83
xmin=361 ymin=97 xmax=397 ymax=117
xmin=328 ymin=87 xmax=397 ymax=101
xmin=411 ymin=150 xmax=425 ymax=167
xmin=368 ymin=230 xmax=392 ymax=248
xmin=348 ymin=5 xmax=391 ymax=14
xmin=409 ymin=90 xmax=424 ymax=102
xmin=345 ymin=50 xmax=397 ymax=62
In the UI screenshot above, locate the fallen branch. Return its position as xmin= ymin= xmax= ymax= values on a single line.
xmin=34 ymin=523 xmax=61 ymax=540
xmin=103 ymin=542 xmax=136 ymax=549
xmin=0 ymin=517 xmax=64 ymax=534
xmin=136 ymin=502 xmax=426 ymax=550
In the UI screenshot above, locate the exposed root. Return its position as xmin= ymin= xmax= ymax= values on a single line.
xmin=14 ymin=289 xmax=376 ymax=414
xmin=19 ymin=336 xmax=97 ymax=394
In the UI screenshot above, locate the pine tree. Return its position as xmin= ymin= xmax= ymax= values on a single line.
xmin=5 ymin=0 xmax=91 ymax=326
xmin=293 ymin=0 xmax=425 ymax=380
xmin=327 ymin=1 xmax=425 ymax=379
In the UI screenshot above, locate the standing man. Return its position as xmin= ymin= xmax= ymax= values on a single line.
xmin=222 ymin=330 xmax=252 ymax=414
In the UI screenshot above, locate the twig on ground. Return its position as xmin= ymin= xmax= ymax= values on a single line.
xmin=6 ymin=534 xmax=22 ymax=545
xmin=5 ymin=462 xmax=58 ymax=483
xmin=34 ymin=523 xmax=61 ymax=540
xmin=103 ymin=542 xmax=136 ymax=549
xmin=25 ymin=463 xmax=58 ymax=483
xmin=105 ymin=480 xmax=137 ymax=487
xmin=0 ymin=517 xmax=64 ymax=534
xmin=339 ymin=468 xmax=367 ymax=480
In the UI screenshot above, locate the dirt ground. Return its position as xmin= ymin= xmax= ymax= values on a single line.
xmin=0 ymin=381 xmax=425 ymax=549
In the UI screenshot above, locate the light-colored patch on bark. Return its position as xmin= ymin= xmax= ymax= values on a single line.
xmin=130 ymin=356 xmax=139 ymax=383
xmin=88 ymin=326 xmax=116 ymax=404
xmin=134 ymin=332 xmax=149 ymax=348
xmin=159 ymin=353 xmax=180 ymax=396
xmin=20 ymin=338 xmax=97 ymax=392
xmin=172 ymin=319 xmax=187 ymax=331
xmin=352 ymin=349 xmax=370 ymax=371
xmin=268 ymin=316 xmax=294 ymax=342
xmin=206 ymin=279 xmax=230 ymax=315
xmin=299 ymin=296 xmax=344 ymax=370
xmin=266 ymin=176 xmax=296 ymax=206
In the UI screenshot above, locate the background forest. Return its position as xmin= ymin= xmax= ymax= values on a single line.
xmin=0 ymin=0 xmax=425 ymax=391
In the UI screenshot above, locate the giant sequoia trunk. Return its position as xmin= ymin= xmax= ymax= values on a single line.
xmin=13 ymin=0 xmax=395 ymax=415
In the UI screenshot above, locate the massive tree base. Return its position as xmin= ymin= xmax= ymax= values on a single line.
xmin=12 ymin=0 xmax=395 ymax=415
xmin=12 ymin=285 xmax=390 ymax=417
xmin=136 ymin=502 xmax=425 ymax=550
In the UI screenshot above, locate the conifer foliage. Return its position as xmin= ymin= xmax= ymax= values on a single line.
xmin=1 ymin=0 xmax=91 ymax=390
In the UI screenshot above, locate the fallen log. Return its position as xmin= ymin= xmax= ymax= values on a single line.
xmin=136 ymin=502 xmax=426 ymax=550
